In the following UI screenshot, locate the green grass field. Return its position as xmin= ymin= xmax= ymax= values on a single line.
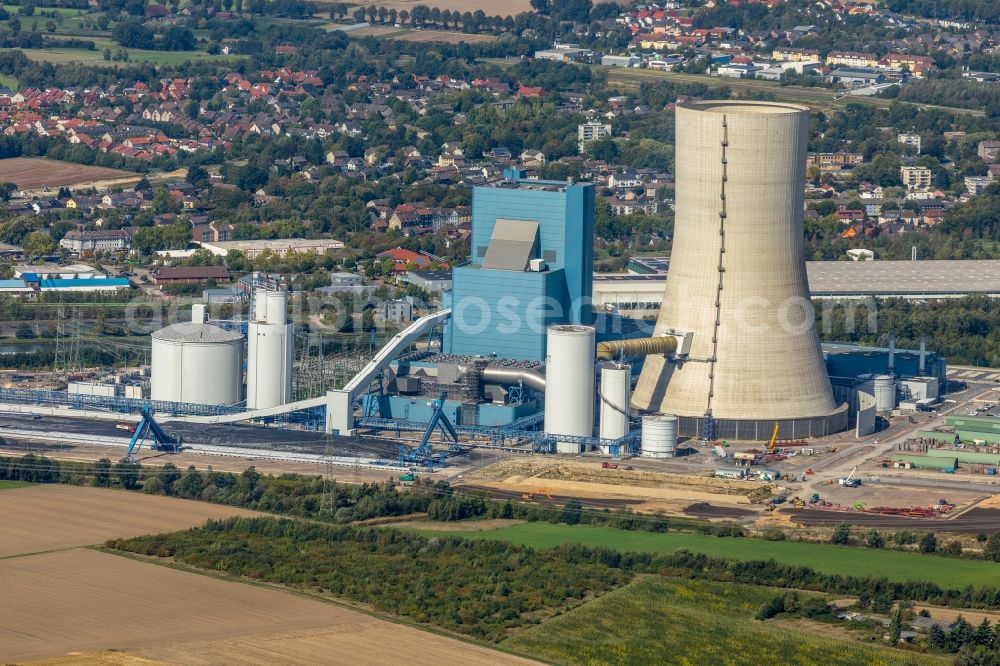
xmin=413 ymin=523 xmax=1000 ymax=588
xmin=0 ymin=480 xmax=31 ymax=489
xmin=17 ymin=44 xmax=242 ymax=66
xmin=502 ymin=577 xmax=945 ymax=665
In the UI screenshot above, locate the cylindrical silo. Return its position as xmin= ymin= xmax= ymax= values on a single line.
xmin=265 ymin=290 xmax=288 ymax=326
xmin=247 ymin=287 xmax=293 ymax=410
xmin=544 ymin=325 xmax=596 ymax=454
xmin=859 ymin=374 xmax=896 ymax=412
xmin=247 ymin=320 xmax=293 ymax=409
xmin=599 ymin=362 xmax=630 ymax=451
xmin=632 ymin=101 xmax=844 ymax=439
xmin=151 ymin=322 xmax=243 ymax=405
xmin=641 ymin=415 xmax=677 ymax=458
xmin=254 ymin=287 xmax=268 ymax=322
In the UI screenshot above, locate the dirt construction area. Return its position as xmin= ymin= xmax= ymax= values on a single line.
xmin=459 ymin=458 xmax=774 ymax=513
xmin=0 ymin=157 xmax=138 ymax=192
xmin=1 ymin=485 xmax=538 ymax=665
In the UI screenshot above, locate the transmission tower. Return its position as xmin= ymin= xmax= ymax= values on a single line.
xmin=52 ymin=296 xmax=67 ymax=376
xmin=319 ymin=433 xmax=336 ymax=516
xmin=68 ymin=307 xmax=82 ymax=373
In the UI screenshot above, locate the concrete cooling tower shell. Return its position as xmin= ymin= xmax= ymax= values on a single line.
xmin=632 ymin=101 xmax=847 ymax=439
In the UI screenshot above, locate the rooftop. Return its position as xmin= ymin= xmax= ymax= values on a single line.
xmin=617 ymin=259 xmax=1000 ymax=298
xmin=152 ymin=321 xmax=243 ymax=344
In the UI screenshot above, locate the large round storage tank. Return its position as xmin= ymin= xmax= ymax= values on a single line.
xmin=873 ymin=375 xmax=896 ymax=411
xmin=544 ymin=325 xmax=596 ymax=454
xmin=859 ymin=374 xmax=896 ymax=412
xmin=641 ymin=415 xmax=677 ymax=458
xmin=599 ymin=362 xmax=631 ymax=450
xmin=151 ymin=322 xmax=243 ymax=405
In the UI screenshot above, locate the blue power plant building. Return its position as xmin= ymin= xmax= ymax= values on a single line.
xmin=366 ymin=176 xmax=597 ymax=428
xmin=443 ymin=177 xmax=595 ymax=362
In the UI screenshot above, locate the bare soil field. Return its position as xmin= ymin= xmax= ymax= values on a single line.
xmin=0 ymin=484 xmax=260 ymax=557
xmin=1 ymin=549 xmax=537 ymax=665
xmin=25 ymin=652 xmax=164 ymax=665
xmin=0 ymin=157 xmax=138 ymax=191
xmin=460 ymin=457 xmax=770 ymax=513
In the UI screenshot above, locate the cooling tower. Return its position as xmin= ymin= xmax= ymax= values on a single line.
xmin=632 ymin=101 xmax=847 ymax=439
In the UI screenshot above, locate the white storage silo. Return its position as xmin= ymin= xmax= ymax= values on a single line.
xmin=151 ymin=322 xmax=243 ymax=405
xmin=599 ymin=362 xmax=631 ymax=451
xmin=872 ymin=375 xmax=896 ymax=411
xmin=641 ymin=415 xmax=678 ymax=458
xmin=544 ymin=325 xmax=596 ymax=454
xmin=858 ymin=374 xmax=896 ymax=412
xmin=247 ymin=289 xmax=293 ymax=410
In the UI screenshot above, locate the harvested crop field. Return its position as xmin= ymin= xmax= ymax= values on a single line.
xmin=0 ymin=549 xmax=535 ymax=664
xmin=0 ymin=157 xmax=138 ymax=191
xmin=0 ymin=484 xmax=260 ymax=557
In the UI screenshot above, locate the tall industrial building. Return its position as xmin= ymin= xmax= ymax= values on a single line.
xmin=246 ymin=288 xmax=293 ymax=409
xmin=443 ymin=176 xmax=595 ymax=362
xmin=632 ymin=101 xmax=848 ymax=438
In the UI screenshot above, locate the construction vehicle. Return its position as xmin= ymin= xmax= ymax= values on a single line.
xmin=766 ymin=422 xmax=780 ymax=454
xmin=838 ymin=466 xmax=861 ymax=488
xmin=805 ymin=468 xmax=815 ymax=475
xmin=810 ymin=493 xmax=821 ymax=504
xmin=521 ymin=488 xmax=554 ymax=501
xmin=791 ymin=496 xmax=806 ymax=508
xmin=125 ymin=407 xmax=182 ymax=461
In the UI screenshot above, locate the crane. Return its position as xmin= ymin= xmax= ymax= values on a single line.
xmin=839 ymin=466 xmax=861 ymax=487
xmin=766 ymin=422 xmax=780 ymax=454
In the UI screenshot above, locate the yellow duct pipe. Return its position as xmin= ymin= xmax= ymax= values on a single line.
xmin=596 ymin=336 xmax=677 ymax=361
